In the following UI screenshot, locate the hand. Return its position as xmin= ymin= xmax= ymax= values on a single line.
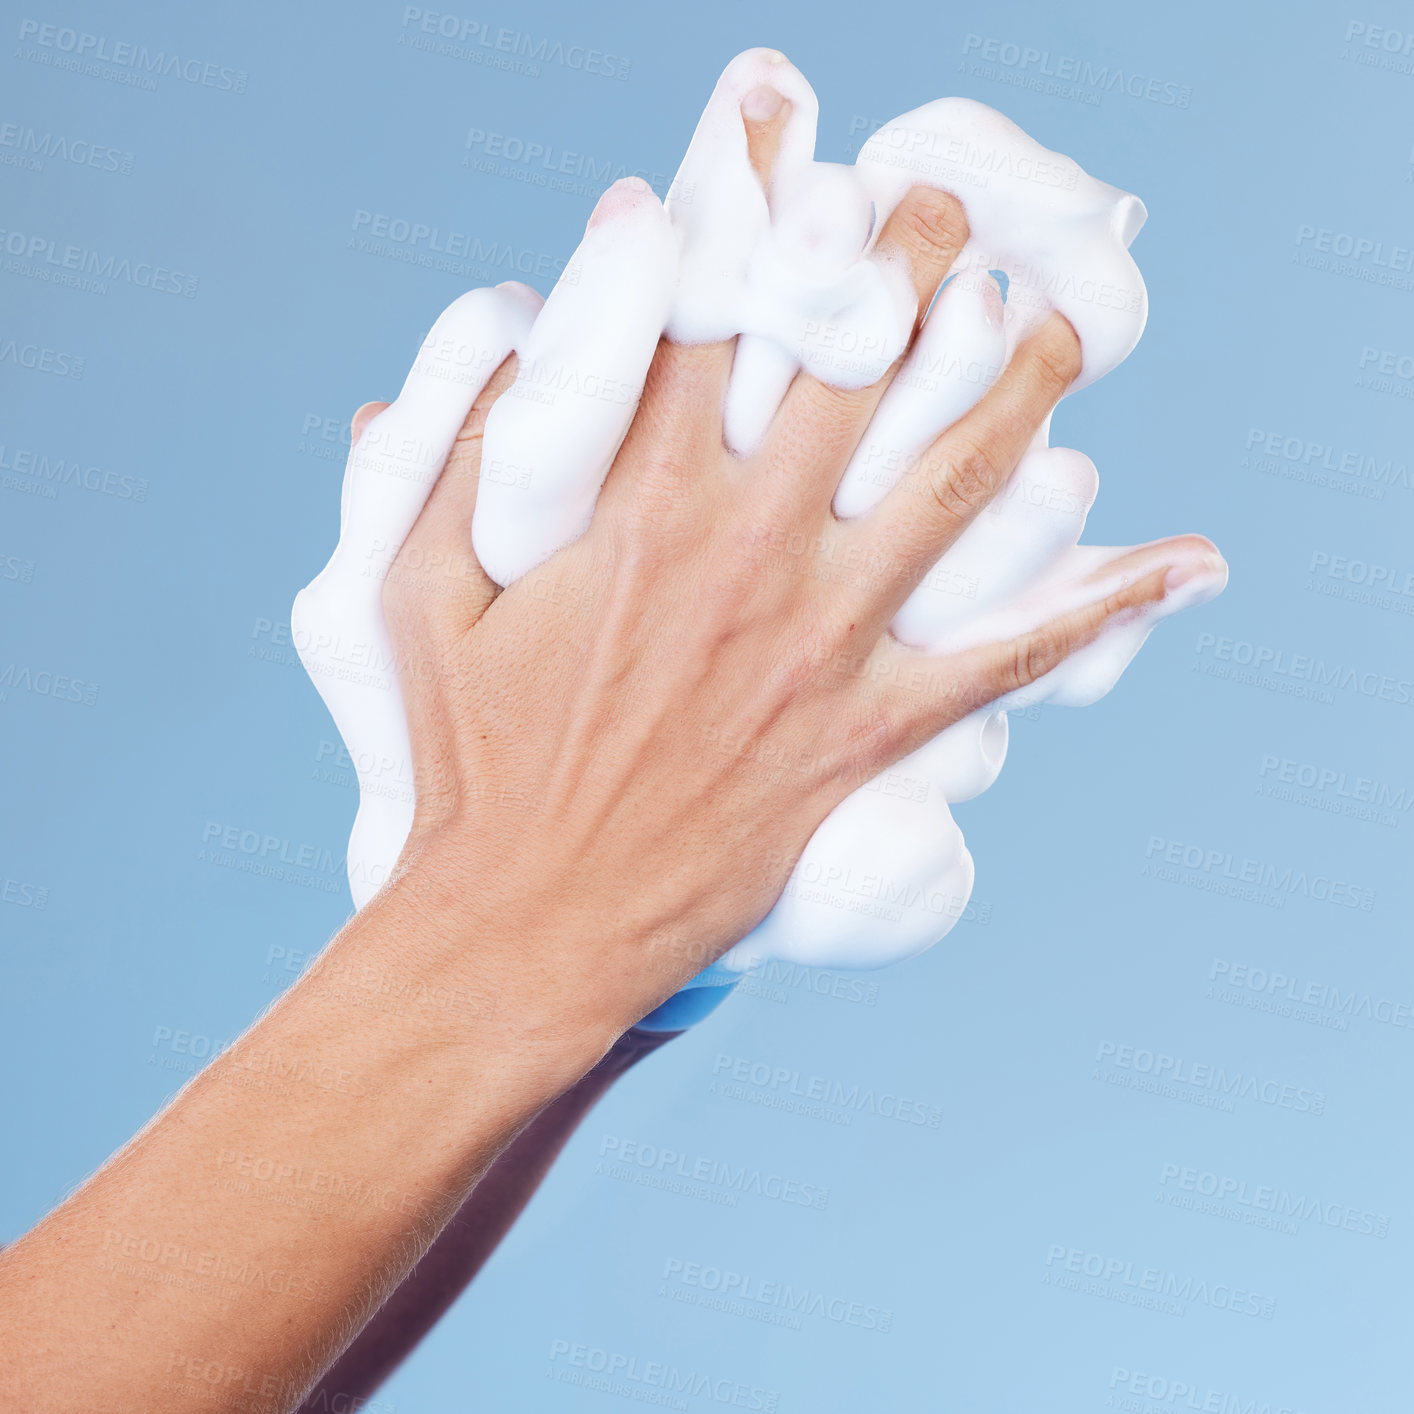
xmin=0 ymin=183 xmax=1224 ymax=1414
xmin=377 ymin=176 xmax=1225 ymax=1045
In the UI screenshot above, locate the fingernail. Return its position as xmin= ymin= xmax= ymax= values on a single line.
xmin=586 ymin=190 xmax=614 ymax=230
xmin=742 ymin=85 xmax=784 ymax=121
xmin=981 ymin=273 xmax=1005 ymax=331
xmin=1163 ymin=557 xmax=1226 ymax=595
xmin=587 ymin=175 xmax=651 ymax=229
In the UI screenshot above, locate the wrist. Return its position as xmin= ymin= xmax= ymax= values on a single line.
xmin=323 ymin=847 xmax=633 ymax=1107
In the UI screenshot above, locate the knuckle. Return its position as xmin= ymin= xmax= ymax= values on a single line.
xmin=761 ymin=640 xmax=816 ymax=704
xmin=767 ymin=607 xmax=849 ymax=697
xmin=616 ymin=400 xmax=703 ymax=490
xmin=833 ymin=696 xmax=899 ymax=785
xmin=801 ymin=379 xmax=872 ymax=439
xmin=790 ymin=620 xmax=839 ymax=686
xmin=1001 ymin=629 xmax=1059 ymax=694
xmin=645 ymin=340 xmax=716 ymax=404
xmin=1029 ymin=321 xmax=1083 ymax=395
xmin=633 ymin=447 xmax=698 ymax=505
xmin=471 ymin=352 xmax=520 ymax=416
xmin=1102 ymin=585 xmax=1139 ymax=619
xmin=290 ymin=583 xmax=326 ymax=643
xmin=450 ymin=417 xmax=489 ymax=462
xmin=930 ymin=440 xmax=998 ymax=522
xmin=380 ymin=554 xmax=428 ymax=637
xmin=611 ymin=494 xmax=690 ymax=570
xmin=1022 ymin=632 xmax=1057 ymax=682
xmin=899 ymin=187 xmax=970 ymax=259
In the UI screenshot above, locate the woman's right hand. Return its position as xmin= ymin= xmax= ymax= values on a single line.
xmin=373 ymin=174 xmax=1226 ymax=1057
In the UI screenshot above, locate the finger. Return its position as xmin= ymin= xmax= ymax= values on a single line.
xmin=892 ymin=444 xmax=1096 ymax=650
xmin=381 ymin=352 xmax=528 ymax=824
xmin=350 ymin=401 xmax=389 ymax=447
xmin=606 ymin=335 xmax=736 ymax=518
xmin=663 ymin=51 xmax=816 ymax=458
xmin=833 ymin=271 xmax=1005 ymax=519
xmin=883 ymin=536 xmax=1227 ymax=744
xmin=876 ymin=185 xmax=974 ymax=334
xmin=658 ymin=82 xmax=792 ymax=462
xmin=756 ymin=186 xmax=970 ymax=510
xmin=742 ymin=83 xmax=792 ymax=193
xmin=389 ymin=353 xmax=521 ymax=638
xmin=710 ymin=81 xmax=800 ymax=460
xmin=325 ymin=283 xmax=539 ymax=584
xmin=850 ymin=310 xmax=1083 ymax=621
xmin=340 ymin=401 xmax=391 ymax=548
xmin=293 ymin=283 xmax=537 ymax=896
xmin=472 ymin=177 xmax=679 ymax=588
xmin=724 ymin=160 xmax=878 ymax=459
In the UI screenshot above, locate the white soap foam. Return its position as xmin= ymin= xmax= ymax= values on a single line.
xmin=832 ymin=270 xmax=1007 ymax=519
xmin=471 ymin=185 xmax=678 ymax=588
xmin=295 ymin=49 xmax=1224 ymax=979
xmin=293 ymin=283 xmax=540 ymax=908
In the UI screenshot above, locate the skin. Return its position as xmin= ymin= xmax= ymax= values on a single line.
xmin=0 ymin=90 xmax=1224 ymax=1414
xmin=294 ymin=1025 xmax=679 ymax=1411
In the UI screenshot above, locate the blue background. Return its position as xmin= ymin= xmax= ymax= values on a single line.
xmin=4 ymin=0 xmax=1412 ymax=1408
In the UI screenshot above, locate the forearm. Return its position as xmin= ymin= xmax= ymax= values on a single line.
xmin=0 ymin=864 xmax=618 ymax=1414
xmin=297 ymin=1025 xmax=679 ymax=1410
